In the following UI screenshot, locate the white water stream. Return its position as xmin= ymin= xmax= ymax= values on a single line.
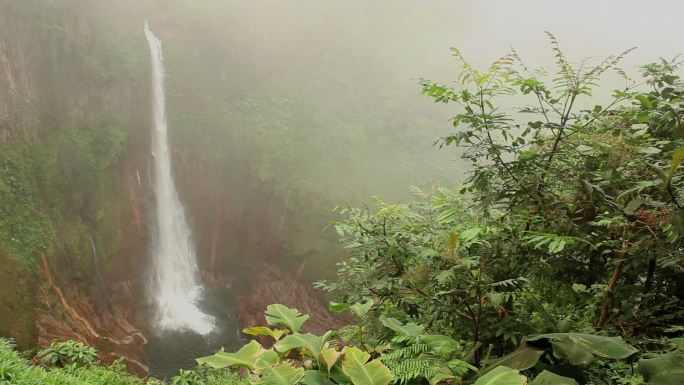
xmin=144 ymin=21 xmax=215 ymax=335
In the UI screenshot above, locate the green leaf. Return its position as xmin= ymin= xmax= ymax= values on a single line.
xmin=418 ymin=334 xmax=459 ymax=355
xmin=527 ymin=333 xmax=637 ymax=360
xmin=576 ymin=144 xmax=594 ymax=155
xmin=550 ymin=340 xmax=595 ymax=365
xmin=329 ymin=362 xmax=352 ymax=385
xmin=253 ymin=363 xmax=305 ymax=385
xmin=529 ymin=371 xmax=578 ymax=385
xmin=428 ymin=370 xmax=455 ymax=385
xmin=459 ymin=227 xmax=481 ymax=243
xmin=435 ymin=269 xmax=455 ymax=284
xmin=301 ymin=370 xmax=335 ymax=385
xmin=275 ymin=333 xmax=328 ymax=357
xmin=380 ymin=317 xmax=425 ymax=338
xmin=318 ymin=344 xmax=342 ymax=374
xmin=481 ymin=343 xmax=544 ymax=374
xmin=243 ymin=327 xmax=289 ymax=342
xmin=639 ymin=147 xmax=661 ymax=155
xmin=624 ymin=199 xmax=645 ymax=215
xmin=349 ymin=300 xmax=374 ymax=318
xmin=473 ymin=366 xmax=526 ymax=385
xmin=328 ymin=299 xmax=374 ymax=318
xmin=265 ymin=304 xmax=310 ymax=333
xmin=341 ymin=346 xmax=393 ymax=385
xmin=638 ymin=352 xmax=684 ymax=385
xmin=197 ymin=340 xmax=269 ymax=369
xmin=670 ymin=148 xmax=684 ymax=177
xmin=327 ymin=302 xmax=349 ymax=313
xmin=255 ymin=350 xmax=281 ymax=371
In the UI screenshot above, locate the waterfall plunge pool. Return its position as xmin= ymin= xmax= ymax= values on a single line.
xmin=145 ymin=283 xmax=245 ymax=379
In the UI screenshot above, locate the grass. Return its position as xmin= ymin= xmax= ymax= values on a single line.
xmin=0 ymin=338 xmax=246 ymax=385
xmin=0 ymin=338 xmax=141 ymax=385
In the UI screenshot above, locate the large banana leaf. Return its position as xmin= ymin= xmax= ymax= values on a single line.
xmin=329 ymin=361 xmax=352 ymax=385
xmin=243 ymin=327 xmax=289 ymax=342
xmin=473 ymin=366 xmax=526 ymax=385
xmin=527 ymin=333 xmax=637 ymax=360
xmin=638 ymin=352 xmax=684 ymax=385
xmin=265 ymin=304 xmax=310 ymax=333
xmin=252 ymin=363 xmax=305 ymax=385
xmin=529 ymin=371 xmax=578 ymax=385
xmin=481 ymin=343 xmax=545 ymax=374
xmin=275 ymin=333 xmax=328 ymax=356
xmin=341 ymin=346 xmax=393 ymax=385
xmin=197 ymin=340 xmax=273 ymax=370
xmin=301 ymin=370 xmax=336 ymax=385
xmin=254 ymin=350 xmax=280 ymax=372
xmin=550 ymin=340 xmax=595 ymax=365
xmin=318 ymin=344 xmax=342 ymax=374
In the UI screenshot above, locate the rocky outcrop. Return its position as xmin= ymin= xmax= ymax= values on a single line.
xmin=228 ymin=263 xmax=351 ymax=335
xmin=37 ymin=251 xmax=149 ymax=376
xmin=0 ymin=0 xmax=150 ymax=368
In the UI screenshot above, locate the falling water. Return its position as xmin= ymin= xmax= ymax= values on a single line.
xmin=144 ymin=21 xmax=215 ymax=335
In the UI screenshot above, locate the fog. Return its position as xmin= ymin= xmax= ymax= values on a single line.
xmin=3 ymin=0 xmax=682 ymax=310
xmin=2 ymin=0 xmax=683 ymax=376
xmin=149 ymin=0 xmax=684 ymax=276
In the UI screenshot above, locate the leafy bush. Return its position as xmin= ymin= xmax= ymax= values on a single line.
xmin=197 ymin=304 xmax=397 ymax=385
xmin=0 ymin=338 xmax=141 ymax=385
xmin=195 ymin=304 xmax=659 ymax=384
xmin=37 ymin=340 xmax=98 ymax=368
xmin=316 ymin=191 xmax=534 ymax=362
xmin=318 ymin=35 xmax=684 ymax=384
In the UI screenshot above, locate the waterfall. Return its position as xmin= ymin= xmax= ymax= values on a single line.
xmin=144 ymin=21 xmax=215 ymax=335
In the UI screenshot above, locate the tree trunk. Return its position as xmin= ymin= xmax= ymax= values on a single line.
xmin=596 ymin=260 xmax=623 ymax=329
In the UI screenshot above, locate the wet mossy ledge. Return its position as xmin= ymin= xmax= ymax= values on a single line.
xmin=0 ymin=250 xmax=36 ymax=350
xmin=0 ymin=120 xmax=130 ymax=349
xmin=0 ymin=121 xmax=127 ymax=269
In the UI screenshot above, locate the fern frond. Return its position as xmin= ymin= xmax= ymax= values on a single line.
xmin=659 ymin=253 xmax=684 ymax=272
xmin=389 ymin=357 xmax=440 ymax=384
xmin=489 ymin=277 xmax=529 ymax=288
xmin=380 ymin=344 xmax=431 ymax=366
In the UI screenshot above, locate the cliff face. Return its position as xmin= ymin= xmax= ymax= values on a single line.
xmin=0 ymin=0 xmax=344 ymax=374
xmin=0 ymin=0 xmax=152 ymax=372
xmin=0 ymin=1 xmax=147 ymax=140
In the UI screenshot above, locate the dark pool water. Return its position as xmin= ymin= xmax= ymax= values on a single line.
xmin=145 ymin=284 xmax=246 ymax=379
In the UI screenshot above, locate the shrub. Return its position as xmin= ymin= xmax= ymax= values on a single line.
xmin=0 ymin=338 xmax=141 ymax=385
xmin=37 ymin=340 xmax=98 ymax=368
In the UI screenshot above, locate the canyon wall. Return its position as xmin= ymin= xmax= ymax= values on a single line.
xmin=0 ymin=1 xmax=342 ymax=374
xmin=0 ymin=0 xmax=152 ymax=372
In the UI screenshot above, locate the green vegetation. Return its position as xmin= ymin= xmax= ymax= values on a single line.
xmin=0 ymin=338 xmax=246 ymax=385
xmin=0 ymin=121 xmax=130 ymax=349
xmin=196 ymin=38 xmax=684 ymax=384
xmin=1 ymin=1 xmax=682 ymax=383
xmin=0 ymin=121 xmax=128 ymax=268
xmin=0 ymin=338 xmax=141 ymax=385
xmin=37 ymin=340 xmax=98 ymax=368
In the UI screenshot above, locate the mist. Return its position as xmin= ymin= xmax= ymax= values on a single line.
xmin=1 ymin=0 xmax=683 ymax=379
